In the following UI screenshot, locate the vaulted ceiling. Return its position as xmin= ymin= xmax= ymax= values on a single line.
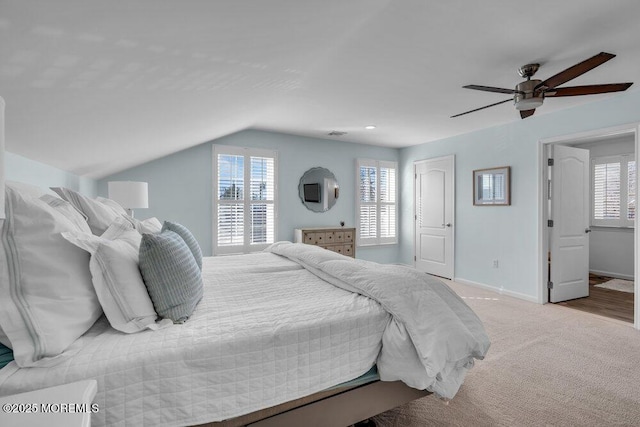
xmin=2 ymin=0 xmax=640 ymax=178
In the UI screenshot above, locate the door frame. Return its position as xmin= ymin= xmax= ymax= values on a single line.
xmin=537 ymin=123 xmax=640 ymax=330
xmin=413 ymin=155 xmax=455 ymax=278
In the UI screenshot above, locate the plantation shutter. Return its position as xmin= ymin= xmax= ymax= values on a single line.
xmin=217 ymin=153 xmax=245 ymax=247
xmin=214 ymin=146 xmax=277 ymax=254
xmin=592 ymin=155 xmax=634 ymax=227
xmin=379 ymin=161 xmax=397 ymax=243
xmin=593 ymin=161 xmax=621 ymax=220
xmin=358 ymin=160 xmax=377 ymax=244
xmin=356 ymin=159 xmax=398 ymax=246
xmin=249 ymin=156 xmax=275 ymax=245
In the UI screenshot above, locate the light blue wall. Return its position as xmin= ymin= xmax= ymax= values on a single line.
xmin=98 ymin=130 xmax=400 ymax=263
xmin=400 ymin=89 xmax=640 ymax=300
xmin=98 ymin=141 xmax=213 ymax=254
xmin=5 ymin=151 xmax=97 ymax=196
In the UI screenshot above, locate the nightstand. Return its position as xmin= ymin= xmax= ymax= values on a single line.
xmin=0 ymin=380 xmax=97 ymax=427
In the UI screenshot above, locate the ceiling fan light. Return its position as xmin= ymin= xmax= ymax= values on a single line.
xmin=515 ymin=97 xmax=543 ymax=110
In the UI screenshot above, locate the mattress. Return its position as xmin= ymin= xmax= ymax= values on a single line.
xmin=0 ymin=252 xmax=390 ymax=427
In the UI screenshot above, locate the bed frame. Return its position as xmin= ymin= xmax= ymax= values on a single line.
xmin=194 ymin=380 xmax=430 ymax=427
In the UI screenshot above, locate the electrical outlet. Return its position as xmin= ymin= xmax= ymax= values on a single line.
xmin=492 ymin=260 xmax=499 ymax=268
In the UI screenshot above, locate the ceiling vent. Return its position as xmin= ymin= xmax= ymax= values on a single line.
xmin=328 ymin=130 xmax=347 ymax=136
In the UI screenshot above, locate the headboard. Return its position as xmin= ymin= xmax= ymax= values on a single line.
xmin=0 ymin=96 xmax=5 ymax=219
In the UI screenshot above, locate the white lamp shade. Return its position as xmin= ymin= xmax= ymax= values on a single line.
xmin=108 ymin=181 xmax=149 ymax=209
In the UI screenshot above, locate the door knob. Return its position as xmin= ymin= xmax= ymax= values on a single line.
xmin=585 ymin=228 xmax=591 ymax=233
xmin=442 ymin=223 xmax=452 ymax=227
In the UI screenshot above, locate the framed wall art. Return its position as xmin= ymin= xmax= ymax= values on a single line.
xmin=473 ymin=166 xmax=511 ymax=206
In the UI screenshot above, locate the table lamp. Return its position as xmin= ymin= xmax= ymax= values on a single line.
xmin=108 ymin=181 xmax=148 ymax=217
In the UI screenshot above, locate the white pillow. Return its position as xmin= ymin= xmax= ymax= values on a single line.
xmin=101 ymin=217 xmax=142 ymax=248
xmin=96 ymin=196 xmax=128 ymax=216
xmin=132 ymin=217 xmax=162 ymax=234
xmin=0 ymin=194 xmax=82 ymax=350
xmin=61 ymin=218 xmax=170 ymax=333
xmin=40 ymin=194 xmax=90 ymax=233
xmin=50 ymin=187 xmax=125 ymax=235
xmin=6 ymin=180 xmax=61 ymax=199
xmin=0 ymin=187 xmax=102 ymax=367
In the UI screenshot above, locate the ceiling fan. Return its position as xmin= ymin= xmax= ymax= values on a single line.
xmin=452 ymin=52 xmax=633 ymax=119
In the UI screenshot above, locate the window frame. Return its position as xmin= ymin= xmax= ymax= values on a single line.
xmin=355 ymin=158 xmax=398 ymax=247
xmin=212 ymin=145 xmax=278 ymax=255
xmin=591 ymin=153 xmax=635 ymax=228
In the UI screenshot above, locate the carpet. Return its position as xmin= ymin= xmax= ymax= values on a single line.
xmin=594 ymin=278 xmax=635 ymax=293
xmin=372 ymin=279 xmax=640 ymax=427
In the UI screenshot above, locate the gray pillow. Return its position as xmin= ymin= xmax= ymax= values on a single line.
xmin=138 ymin=230 xmax=203 ymax=323
xmin=162 ymin=221 xmax=203 ymax=271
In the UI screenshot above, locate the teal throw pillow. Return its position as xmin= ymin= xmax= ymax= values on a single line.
xmin=0 ymin=343 xmax=14 ymax=369
xmin=139 ymin=230 xmax=203 ymax=323
xmin=162 ymin=221 xmax=203 ymax=271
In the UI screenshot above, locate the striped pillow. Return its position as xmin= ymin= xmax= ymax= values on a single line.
xmin=61 ymin=218 xmax=167 ymax=334
xmin=39 ymin=194 xmax=90 ymax=233
xmin=139 ymin=230 xmax=203 ymax=323
xmin=50 ymin=187 xmax=124 ymax=235
xmin=161 ymin=221 xmax=202 ymax=270
xmin=0 ymin=187 xmax=102 ymax=367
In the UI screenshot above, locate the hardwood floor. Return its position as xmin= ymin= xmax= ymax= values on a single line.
xmin=557 ymin=273 xmax=634 ymax=323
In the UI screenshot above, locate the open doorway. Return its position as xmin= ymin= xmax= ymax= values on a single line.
xmin=538 ymin=124 xmax=639 ymax=329
xmin=558 ymin=136 xmax=635 ymax=323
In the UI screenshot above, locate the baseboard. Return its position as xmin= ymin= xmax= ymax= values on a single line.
xmin=589 ymin=270 xmax=634 ymax=281
xmin=453 ymin=277 xmax=539 ymax=303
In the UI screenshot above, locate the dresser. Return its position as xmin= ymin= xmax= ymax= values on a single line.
xmin=294 ymin=227 xmax=356 ymax=258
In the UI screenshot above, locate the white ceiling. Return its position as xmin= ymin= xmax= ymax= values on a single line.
xmin=2 ymin=0 xmax=640 ymax=178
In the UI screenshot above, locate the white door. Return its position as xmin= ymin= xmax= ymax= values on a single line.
xmin=549 ymin=145 xmax=590 ymax=302
xmin=415 ymin=155 xmax=454 ymax=279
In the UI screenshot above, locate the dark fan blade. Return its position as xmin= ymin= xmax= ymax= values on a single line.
xmin=520 ymin=109 xmax=535 ymax=119
xmin=463 ymin=85 xmax=519 ymax=94
xmin=545 ymin=83 xmax=633 ymax=97
xmin=451 ymin=98 xmax=513 ymax=118
xmin=535 ymin=52 xmax=616 ymax=90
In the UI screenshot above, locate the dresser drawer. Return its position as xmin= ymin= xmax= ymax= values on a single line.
xmin=327 ymin=244 xmax=353 ymax=256
xmin=343 ymin=244 xmax=354 ymax=257
xmin=295 ymin=228 xmax=356 ymax=258
xmin=304 ymin=232 xmax=327 ymax=245
xmin=314 ymin=232 xmax=326 ymax=244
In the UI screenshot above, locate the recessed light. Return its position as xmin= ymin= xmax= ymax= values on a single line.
xmin=365 ymin=125 xmax=376 ymax=130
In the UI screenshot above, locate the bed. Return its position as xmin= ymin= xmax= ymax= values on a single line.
xmin=0 ymin=183 xmax=490 ymax=427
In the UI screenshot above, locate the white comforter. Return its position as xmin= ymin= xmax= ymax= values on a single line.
xmin=267 ymin=242 xmax=491 ymax=399
xmin=0 ymin=252 xmax=389 ymax=427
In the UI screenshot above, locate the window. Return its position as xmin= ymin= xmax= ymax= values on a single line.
xmin=592 ymin=154 xmax=635 ymax=227
xmin=356 ymin=159 xmax=397 ymax=246
xmin=213 ymin=146 xmax=277 ymax=254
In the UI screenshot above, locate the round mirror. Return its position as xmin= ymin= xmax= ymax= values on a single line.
xmin=298 ymin=167 xmax=339 ymax=212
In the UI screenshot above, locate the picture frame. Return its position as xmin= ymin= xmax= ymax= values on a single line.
xmin=473 ymin=166 xmax=511 ymax=206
